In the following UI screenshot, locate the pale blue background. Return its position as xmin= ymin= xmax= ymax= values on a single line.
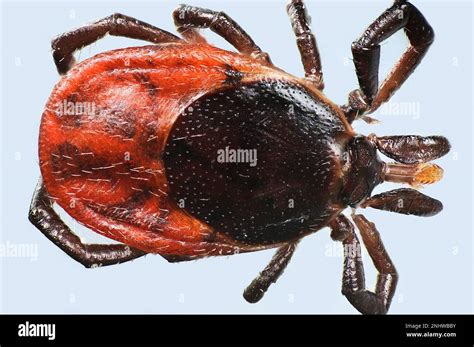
xmin=1 ymin=0 xmax=472 ymax=313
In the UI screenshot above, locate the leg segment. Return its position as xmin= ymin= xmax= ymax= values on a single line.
xmin=173 ymin=5 xmax=272 ymax=64
xmin=343 ymin=1 xmax=434 ymax=121
xmin=243 ymin=242 xmax=298 ymax=303
xmin=286 ymin=0 xmax=324 ymax=89
xmin=28 ymin=178 xmax=147 ymax=268
xmin=351 ymin=214 xmax=398 ymax=314
xmin=176 ymin=26 xmax=208 ymax=44
xmin=52 ymin=13 xmax=182 ymax=74
xmin=361 ymin=188 xmax=442 ymax=217
xmin=329 ymin=214 xmax=398 ymax=314
xmin=369 ymin=134 xmax=450 ymax=164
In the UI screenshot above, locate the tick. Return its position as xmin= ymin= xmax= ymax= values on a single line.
xmin=29 ymin=0 xmax=450 ymax=314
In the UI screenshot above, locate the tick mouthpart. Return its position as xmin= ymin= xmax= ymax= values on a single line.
xmin=382 ymin=162 xmax=444 ymax=188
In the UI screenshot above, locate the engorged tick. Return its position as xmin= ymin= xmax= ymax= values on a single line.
xmin=29 ymin=0 xmax=450 ymax=314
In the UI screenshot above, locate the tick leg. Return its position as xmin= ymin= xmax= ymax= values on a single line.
xmin=361 ymin=188 xmax=443 ymax=217
xmin=52 ymin=13 xmax=182 ymax=74
xmin=330 ymin=214 xmax=398 ymax=314
xmin=369 ymin=134 xmax=450 ymax=164
xmin=173 ymin=5 xmax=272 ymax=65
xmin=28 ymin=178 xmax=147 ymax=268
xmin=172 ymin=10 xmax=207 ymax=44
xmin=342 ymin=1 xmax=434 ymax=121
xmin=287 ymin=0 xmax=324 ymax=89
xmin=175 ymin=26 xmax=208 ymax=44
xmin=243 ymin=242 xmax=298 ymax=303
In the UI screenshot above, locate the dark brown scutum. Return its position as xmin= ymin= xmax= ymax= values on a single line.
xmin=164 ymin=80 xmax=349 ymax=245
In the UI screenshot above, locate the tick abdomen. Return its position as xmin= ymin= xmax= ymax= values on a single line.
xmin=39 ymin=43 xmax=351 ymax=249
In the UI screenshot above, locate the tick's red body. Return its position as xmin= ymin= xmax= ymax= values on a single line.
xmin=31 ymin=1 xmax=450 ymax=313
xmin=40 ymin=43 xmax=347 ymax=257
